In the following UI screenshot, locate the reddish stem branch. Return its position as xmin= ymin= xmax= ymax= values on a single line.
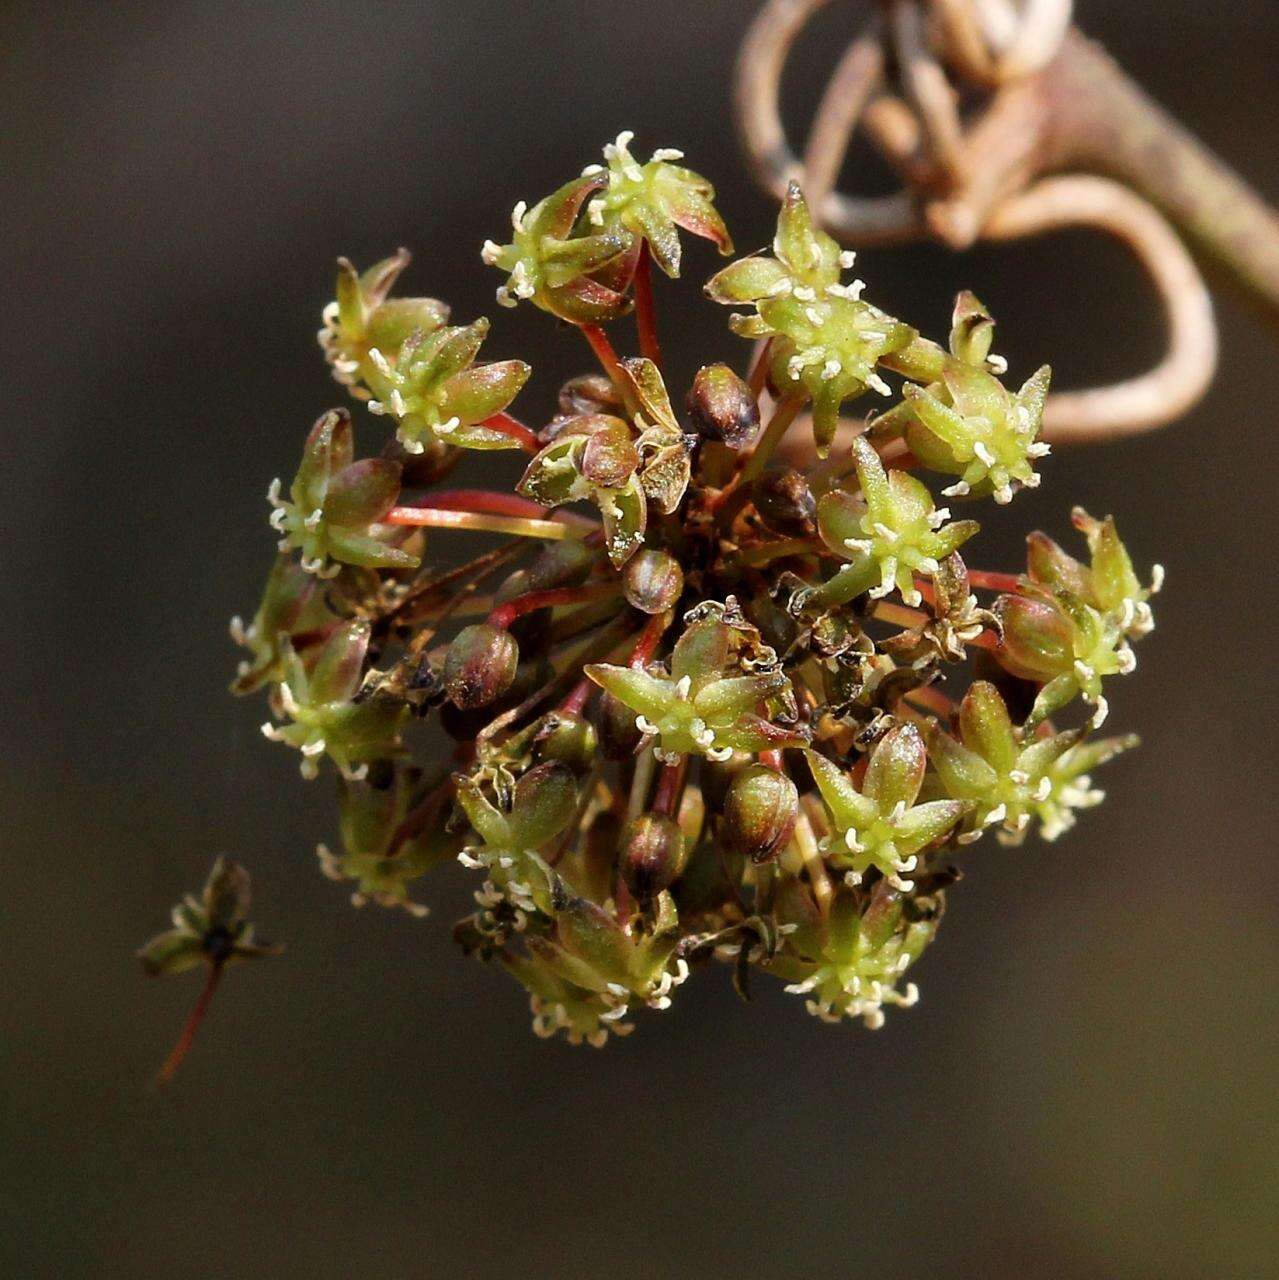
xmin=577 ymin=323 xmax=635 ymax=411
xmin=966 ymin=569 xmax=1023 ymax=593
xmin=633 ymin=242 xmax=662 ymax=368
xmin=479 ymin=411 xmax=540 ymax=454
xmin=629 ymin=610 xmax=672 ymax=669
xmin=155 ymin=960 xmax=223 ymax=1087
xmin=652 ymin=758 xmax=687 ymax=818
xmin=487 ymin=581 xmax=621 ymax=630
xmin=404 ymin=489 xmax=554 ymax=521
xmin=560 ymin=678 xmax=594 ymax=716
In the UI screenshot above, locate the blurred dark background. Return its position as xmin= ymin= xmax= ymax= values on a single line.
xmin=4 ymin=1 xmax=1277 ymax=1276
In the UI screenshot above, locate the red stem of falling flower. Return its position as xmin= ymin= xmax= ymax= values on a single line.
xmin=652 ymin=759 xmax=686 ymax=817
xmin=758 ymin=749 xmax=784 ymax=771
xmin=487 ymin=581 xmax=621 ymax=630
xmin=629 ymin=610 xmax=672 ymax=669
xmin=478 ymin=411 xmax=541 ymax=454
xmin=405 ymin=489 xmax=553 ymax=520
xmin=633 ymin=241 xmax=662 ymax=368
xmin=154 ymin=960 xmax=224 ymax=1087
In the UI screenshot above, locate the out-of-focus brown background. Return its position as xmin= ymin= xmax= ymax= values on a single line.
xmin=4 ymin=1 xmax=1277 ymax=1275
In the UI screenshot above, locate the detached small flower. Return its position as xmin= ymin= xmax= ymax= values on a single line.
xmin=587 ymin=130 xmax=732 ymax=278
xmin=586 ymin=607 xmax=806 ymax=762
xmin=267 ymin=409 xmax=419 ymax=575
xmin=138 ymin=856 xmax=282 ymax=977
xmin=260 ymin=620 xmax=408 ymax=780
xmin=362 ymin=318 xmax=531 ymax=455
xmin=811 ymin=436 xmax=978 ymax=607
xmin=138 ymin=857 xmax=282 ymax=1085
xmin=806 ymin=724 xmax=968 ymax=889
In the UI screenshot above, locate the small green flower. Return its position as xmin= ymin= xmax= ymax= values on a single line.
xmin=260 ymin=621 xmax=407 ymax=780
xmin=995 ymin=588 xmax=1136 ymax=727
xmin=925 ymin=681 xmax=1138 ymax=843
xmin=810 ymin=436 xmax=978 ymax=608
xmin=707 ymin=183 xmax=914 ymax=454
xmin=318 ymin=249 xmax=450 ymax=395
xmin=806 ymin=723 xmax=968 ymax=889
xmin=454 ymin=762 xmax=581 ymax=923
xmin=482 ymin=174 xmax=633 ymax=323
xmin=1027 ymin=506 xmax=1163 ymax=640
xmin=895 ymin=360 xmax=1052 ymax=504
xmin=316 ymin=767 xmax=461 ymax=916
xmin=138 ymin=856 xmax=282 ymax=977
xmin=229 ymin=554 xmax=338 ymax=694
xmin=766 ymin=881 xmax=938 ymax=1027
xmin=585 ymin=606 xmax=807 ymax=763
xmin=585 ymin=130 xmax=732 ymax=278
xmin=504 ymin=884 xmax=689 ymax=1045
xmin=361 ymin=318 xmax=531 ymax=455
xmin=267 ymin=409 xmax=419 ymax=576
xmin=616 ymin=357 xmax=694 ymax=515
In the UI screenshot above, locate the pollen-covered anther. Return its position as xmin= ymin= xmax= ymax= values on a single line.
xmin=839 ymin=250 xmax=857 ymax=269
xmin=867 ymin=373 xmax=892 ymax=397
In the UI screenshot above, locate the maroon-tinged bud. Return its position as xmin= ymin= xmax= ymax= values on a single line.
xmin=687 ymin=362 xmax=760 ymax=449
xmin=580 ymin=423 xmax=641 ymax=488
xmin=535 ymin=712 xmax=598 ymax=776
xmin=993 ymin=593 xmax=1074 ymax=682
xmin=558 ymin=372 xmax=622 ymax=417
xmin=722 ymin=764 xmax=799 ymax=863
xmin=443 ymin=624 xmax=519 ymax=709
xmin=1026 ymin=531 xmax=1091 ymax=599
xmin=622 ymin=549 xmax=684 ymax=614
xmin=595 ymin=689 xmax=643 ymax=760
xmin=619 ymin=814 xmax=687 ymax=900
xmin=753 ymin=467 xmax=816 ymax=536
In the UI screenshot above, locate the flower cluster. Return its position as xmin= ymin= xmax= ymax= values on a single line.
xmin=206 ymin=136 xmax=1160 ymax=1048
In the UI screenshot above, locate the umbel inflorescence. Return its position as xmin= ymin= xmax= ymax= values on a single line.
xmin=146 ymin=132 xmax=1162 ymax=1051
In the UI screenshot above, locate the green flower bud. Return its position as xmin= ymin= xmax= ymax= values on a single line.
xmin=622 ymin=548 xmax=684 ymax=614
xmin=534 ymin=711 xmax=599 ymax=776
xmin=444 ymin=624 xmax=519 ymax=709
xmin=722 ymin=764 xmax=799 ymax=863
xmin=687 ymin=362 xmax=760 ymax=449
xmin=620 ymin=813 xmax=688 ymax=900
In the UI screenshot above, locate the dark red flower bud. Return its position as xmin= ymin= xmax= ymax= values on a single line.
xmin=722 ymin=763 xmax=799 ymax=863
xmin=687 ymin=362 xmax=760 ymax=449
xmin=619 ymin=814 xmax=688 ymax=900
xmin=558 ymin=372 xmax=623 ymax=417
xmin=595 ymin=689 xmax=643 ymax=760
xmin=622 ymin=549 xmax=684 ymax=615
xmin=443 ymin=624 xmax=519 ymax=709
xmin=753 ymin=466 xmax=816 ymax=536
